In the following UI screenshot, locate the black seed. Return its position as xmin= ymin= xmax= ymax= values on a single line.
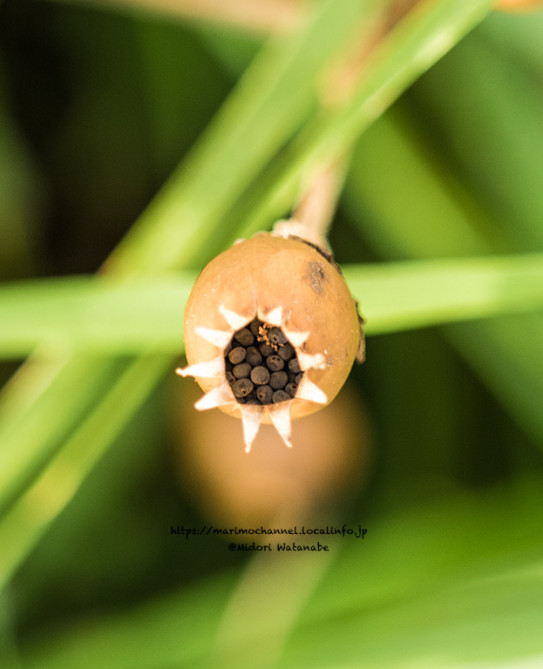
xmin=285 ymin=383 xmax=298 ymax=397
xmin=295 ymin=373 xmax=304 ymax=384
xmin=245 ymin=398 xmax=260 ymax=405
xmin=266 ymin=354 xmax=284 ymax=372
xmin=232 ymin=378 xmax=253 ymax=398
xmin=272 ymin=389 xmax=291 ymax=403
xmin=268 ymin=327 xmax=287 ymax=346
xmin=250 ymin=366 xmax=270 ymax=385
xmin=288 ymin=358 xmax=301 ymax=374
xmin=256 ymin=385 xmax=273 ymax=404
xmin=259 ymin=343 xmax=274 ymax=357
xmin=277 ymin=343 xmax=294 ymax=360
xmin=234 ymin=328 xmax=254 ymax=346
xmin=228 ymin=347 xmax=246 ymax=364
xmin=270 ymin=371 xmax=288 ymax=390
xmin=249 ymin=320 xmax=261 ymax=336
xmin=226 ymin=371 xmax=235 ymax=384
xmin=233 ymin=362 xmax=251 ymax=378
xmin=246 ymin=346 xmax=262 ymax=366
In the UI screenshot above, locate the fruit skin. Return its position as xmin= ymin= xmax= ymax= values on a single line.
xmin=183 ymin=233 xmax=362 ymax=423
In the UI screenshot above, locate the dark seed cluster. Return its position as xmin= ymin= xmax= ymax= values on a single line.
xmin=224 ymin=318 xmax=304 ymax=405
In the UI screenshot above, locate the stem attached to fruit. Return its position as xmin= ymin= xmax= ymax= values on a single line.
xmin=272 ymin=158 xmax=350 ymax=252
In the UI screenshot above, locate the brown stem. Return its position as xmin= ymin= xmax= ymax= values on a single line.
xmin=273 ymin=159 xmax=349 ymax=251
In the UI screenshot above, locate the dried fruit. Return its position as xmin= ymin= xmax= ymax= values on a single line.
xmin=177 ymin=231 xmax=364 ymax=451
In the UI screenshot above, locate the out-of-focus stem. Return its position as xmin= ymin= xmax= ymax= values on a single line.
xmin=321 ymin=0 xmax=421 ymax=106
xmin=273 ymin=1 xmax=424 ymax=250
xmin=58 ymin=0 xmax=307 ymax=33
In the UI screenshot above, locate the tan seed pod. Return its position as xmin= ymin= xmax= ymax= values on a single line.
xmin=177 ymin=231 xmax=364 ymax=451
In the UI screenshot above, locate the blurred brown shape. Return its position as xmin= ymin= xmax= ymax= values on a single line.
xmin=171 ymin=379 xmax=372 ymax=530
xmin=495 ymin=0 xmax=543 ymax=11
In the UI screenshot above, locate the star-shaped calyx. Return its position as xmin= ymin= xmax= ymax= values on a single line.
xmin=177 ymin=304 xmax=328 ymax=452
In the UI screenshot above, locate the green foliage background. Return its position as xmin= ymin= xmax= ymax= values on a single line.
xmin=0 ymin=0 xmax=542 ymax=667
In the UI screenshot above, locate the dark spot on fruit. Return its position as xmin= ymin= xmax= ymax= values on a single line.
xmin=307 ymin=262 xmax=326 ymax=294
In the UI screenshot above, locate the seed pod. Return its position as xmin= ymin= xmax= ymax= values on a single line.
xmin=177 ymin=232 xmax=364 ymax=451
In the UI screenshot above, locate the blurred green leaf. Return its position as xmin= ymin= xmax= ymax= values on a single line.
xmin=0 ymin=275 xmax=192 ymax=357
xmin=0 ymin=254 xmax=542 ymax=357
xmin=0 ymin=0 xmax=501 ymax=635
xmin=344 ymin=107 xmax=543 ymax=445
xmin=0 ymin=353 xmax=169 ymax=589
xmin=347 ymin=255 xmax=543 ymax=334
xmin=16 ymin=480 xmax=543 ymax=668
xmin=410 ymin=10 xmax=543 ymax=252
xmin=0 ymin=0 xmax=383 ymax=590
xmin=0 ymin=354 xmax=127 ymax=518
xmin=234 ymin=0 xmax=496 ymax=242
xmin=107 ymin=0 xmax=380 ymax=276
xmin=19 ymin=566 xmax=238 ymax=669
xmin=2 ymin=2 xmax=542 ymax=667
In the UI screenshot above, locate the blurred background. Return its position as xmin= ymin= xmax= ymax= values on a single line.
xmin=0 ymin=0 xmax=543 ymax=667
